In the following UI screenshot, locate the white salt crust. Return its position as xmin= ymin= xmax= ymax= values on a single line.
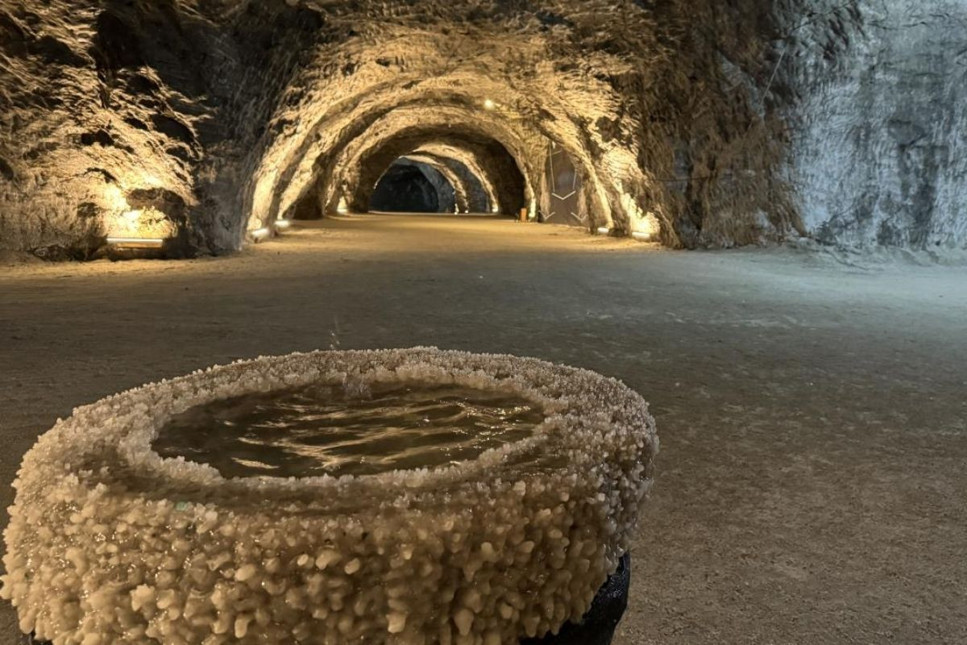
xmin=1 ymin=348 xmax=658 ymax=644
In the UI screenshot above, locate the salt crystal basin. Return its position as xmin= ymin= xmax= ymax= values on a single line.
xmin=1 ymin=348 xmax=658 ymax=644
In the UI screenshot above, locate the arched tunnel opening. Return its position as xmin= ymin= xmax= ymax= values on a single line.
xmin=369 ymin=158 xmax=455 ymax=214
xmin=336 ymin=126 xmax=530 ymax=219
xmin=286 ymin=124 xmax=529 ymax=223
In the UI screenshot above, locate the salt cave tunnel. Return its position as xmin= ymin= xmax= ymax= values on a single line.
xmin=1 ymin=0 xmax=963 ymax=258
xmin=1 ymin=1 xmax=967 ymax=644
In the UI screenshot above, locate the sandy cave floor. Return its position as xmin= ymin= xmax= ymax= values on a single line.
xmin=1 ymin=215 xmax=966 ymax=644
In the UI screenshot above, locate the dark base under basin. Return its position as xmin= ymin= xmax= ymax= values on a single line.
xmin=23 ymin=554 xmax=631 ymax=645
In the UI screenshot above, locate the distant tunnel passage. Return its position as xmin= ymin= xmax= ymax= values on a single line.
xmin=369 ymin=159 xmax=455 ymax=213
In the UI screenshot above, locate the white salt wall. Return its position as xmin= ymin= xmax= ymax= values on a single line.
xmin=787 ymin=0 xmax=967 ymax=249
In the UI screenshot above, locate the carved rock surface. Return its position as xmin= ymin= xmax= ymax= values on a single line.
xmin=782 ymin=0 xmax=967 ymax=249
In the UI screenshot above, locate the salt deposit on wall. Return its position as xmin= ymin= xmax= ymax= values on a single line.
xmin=781 ymin=0 xmax=967 ymax=249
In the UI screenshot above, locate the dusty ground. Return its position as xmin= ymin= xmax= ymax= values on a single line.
xmin=1 ymin=215 xmax=966 ymax=644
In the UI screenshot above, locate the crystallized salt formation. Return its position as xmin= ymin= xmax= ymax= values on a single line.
xmin=1 ymin=348 xmax=658 ymax=644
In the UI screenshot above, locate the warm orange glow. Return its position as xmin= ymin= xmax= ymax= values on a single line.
xmin=103 ymin=183 xmax=175 ymax=242
xmin=622 ymin=193 xmax=660 ymax=241
xmin=104 ymin=184 xmax=128 ymax=213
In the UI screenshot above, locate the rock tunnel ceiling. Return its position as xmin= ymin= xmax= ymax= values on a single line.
xmin=0 ymin=0 xmax=965 ymax=258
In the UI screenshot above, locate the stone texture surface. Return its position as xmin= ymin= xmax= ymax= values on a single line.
xmin=783 ymin=0 xmax=967 ymax=249
xmin=403 ymin=153 xmax=491 ymax=214
xmin=0 ymin=0 xmax=963 ymax=255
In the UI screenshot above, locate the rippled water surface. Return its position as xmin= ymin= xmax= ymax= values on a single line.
xmin=153 ymin=383 xmax=544 ymax=478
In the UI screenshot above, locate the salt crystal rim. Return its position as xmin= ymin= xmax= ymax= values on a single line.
xmin=82 ymin=347 xmax=655 ymax=503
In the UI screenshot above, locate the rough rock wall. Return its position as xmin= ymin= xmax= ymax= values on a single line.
xmin=784 ymin=0 xmax=967 ymax=249
xmin=399 ymin=156 xmax=470 ymax=214
xmin=414 ymin=144 xmax=503 ymax=214
xmin=654 ymin=0 xmax=967 ymax=250
xmin=0 ymin=0 xmax=324 ymax=256
xmin=254 ymin=4 xmax=658 ymax=237
xmin=341 ymin=129 xmax=529 ymax=217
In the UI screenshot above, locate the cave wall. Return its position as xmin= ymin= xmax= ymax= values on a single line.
xmin=335 ymin=123 xmax=532 ymax=217
xmin=401 ymin=156 xmax=470 ymax=214
xmin=0 ymin=0 xmax=325 ymax=257
xmin=782 ymin=0 xmax=967 ymax=249
xmin=0 ymin=0 xmax=670 ymax=255
xmin=0 ymin=0 xmax=964 ymax=257
xmin=413 ymin=144 xmax=505 ymax=214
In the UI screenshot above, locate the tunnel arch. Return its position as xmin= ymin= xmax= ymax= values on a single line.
xmin=413 ymin=143 xmax=506 ymax=215
xmin=390 ymin=157 xmax=466 ymax=213
xmin=353 ymin=137 xmax=522 ymax=216
xmin=244 ymin=23 xmax=663 ymax=242
xmin=334 ymin=120 xmax=530 ymax=217
xmin=403 ymin=152 xmax=491 ymax=213
xmin=369 ymin=158 xmax=455 ymax=213
xmin=8 ymin=0 xmax=848 ymax=257
xmin=250 ymin=90 xmax=533 ymax=232
xmin=320 ymin=103 xmax=544 ymax=217
xmin=269 ymin=98 xmax=545 ymax=226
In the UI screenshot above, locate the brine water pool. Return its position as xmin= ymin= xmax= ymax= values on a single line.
xmin=153 ymin=382 xmax=545 ymax=478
